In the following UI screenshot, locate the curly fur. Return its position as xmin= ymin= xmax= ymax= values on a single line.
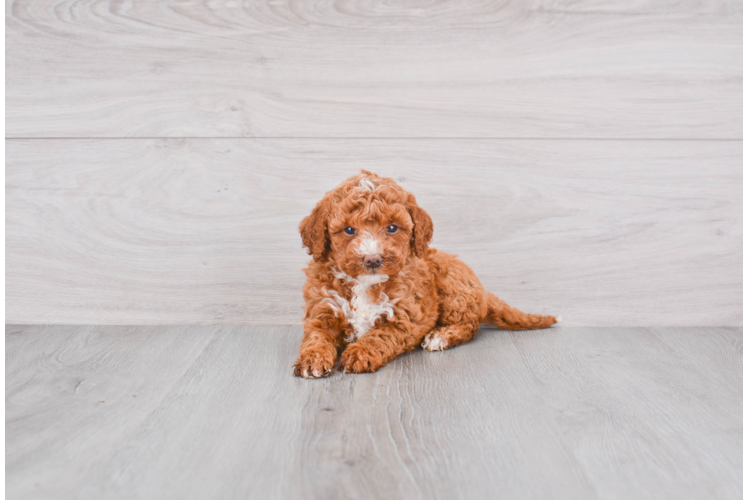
xmin=294 ymin=170 xmax=557 ymax=378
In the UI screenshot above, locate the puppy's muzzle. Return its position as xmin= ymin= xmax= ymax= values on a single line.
xmin=363 ymin=254 xmax=383 ymax=269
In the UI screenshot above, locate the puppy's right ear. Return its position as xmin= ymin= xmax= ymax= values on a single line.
xmin=300 ymin=195 xmax=332 ymax=261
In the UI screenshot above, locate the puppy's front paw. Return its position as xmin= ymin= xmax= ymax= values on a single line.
xmin=340 ymin=343 xmax=384 ymax=374
xmin=294 ymin=350 xmax=334 ymax=379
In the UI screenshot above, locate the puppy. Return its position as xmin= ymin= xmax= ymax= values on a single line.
xmin=294 ymin=171 xmax=556 ymax=378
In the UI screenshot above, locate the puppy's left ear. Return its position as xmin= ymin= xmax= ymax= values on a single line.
xmin=406 ymin=196 xmax=433 ymax=258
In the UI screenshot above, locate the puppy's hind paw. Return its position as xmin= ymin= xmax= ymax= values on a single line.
xmin=422 ymin=332 xmax=447 ymax=352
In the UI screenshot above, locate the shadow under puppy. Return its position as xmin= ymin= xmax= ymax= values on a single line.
xmin=294 ymin=171 xmax=557 ymax=378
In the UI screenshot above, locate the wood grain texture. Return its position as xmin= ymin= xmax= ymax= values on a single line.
xmin=743 ymin=436 xmax=748 ymax=492
xmin=6 ymin=324 xmax=742 ymax=500
xmin=6 ymin=138 xmax=741 ymax=326
xmin=6 ymin=0 xmax=742 ymax=139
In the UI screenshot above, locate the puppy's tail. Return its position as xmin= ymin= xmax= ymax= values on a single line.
xmin=483 ymin=292 xmax=557 ymax=330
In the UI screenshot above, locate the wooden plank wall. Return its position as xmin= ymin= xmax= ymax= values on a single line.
xmin=6 ymin=0 xmax=742 ymax=326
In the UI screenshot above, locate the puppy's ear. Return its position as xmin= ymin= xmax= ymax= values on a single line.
xmin=406 ymin=196 xmax=433 ymax=258
xmin=300 ymin=195 xmax=332 ymax=261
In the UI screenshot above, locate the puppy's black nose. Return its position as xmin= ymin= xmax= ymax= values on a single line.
xmin=363 ymin=254 xmax=383 ymax=269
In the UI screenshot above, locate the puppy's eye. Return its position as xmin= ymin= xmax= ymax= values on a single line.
xmin=386 ymin=224 xmax=398 ymax=234
xmin=344 ymin=227 xmax=356 ymax=235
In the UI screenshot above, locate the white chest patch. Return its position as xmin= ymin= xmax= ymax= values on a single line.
xmin=323 ymin=271 xmax=397 ymax=342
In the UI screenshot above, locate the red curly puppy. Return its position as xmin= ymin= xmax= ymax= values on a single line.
xmin=294 ymin=171 xmax=557 ymax=378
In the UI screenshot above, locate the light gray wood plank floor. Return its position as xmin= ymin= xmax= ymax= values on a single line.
xmin=6 ymin=325 xmax=741 ymax=500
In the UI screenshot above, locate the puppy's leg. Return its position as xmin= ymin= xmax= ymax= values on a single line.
xmin=339 ymin=324 xmax=422 ymax=374
xmin=426 ymin=256 xmax=484 ymax=351
xmin=422 ymin=323 xmax=480 ymax=351
xmin=294 ymin=317 xmax=344 ymax=378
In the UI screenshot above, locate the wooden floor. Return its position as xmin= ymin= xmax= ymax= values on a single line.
xmin=6 ymin=325 xmax=741 ymax=500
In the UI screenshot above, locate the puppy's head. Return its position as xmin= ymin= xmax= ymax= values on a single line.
xmin=300 ymin=170 xmax=433 ymax=278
